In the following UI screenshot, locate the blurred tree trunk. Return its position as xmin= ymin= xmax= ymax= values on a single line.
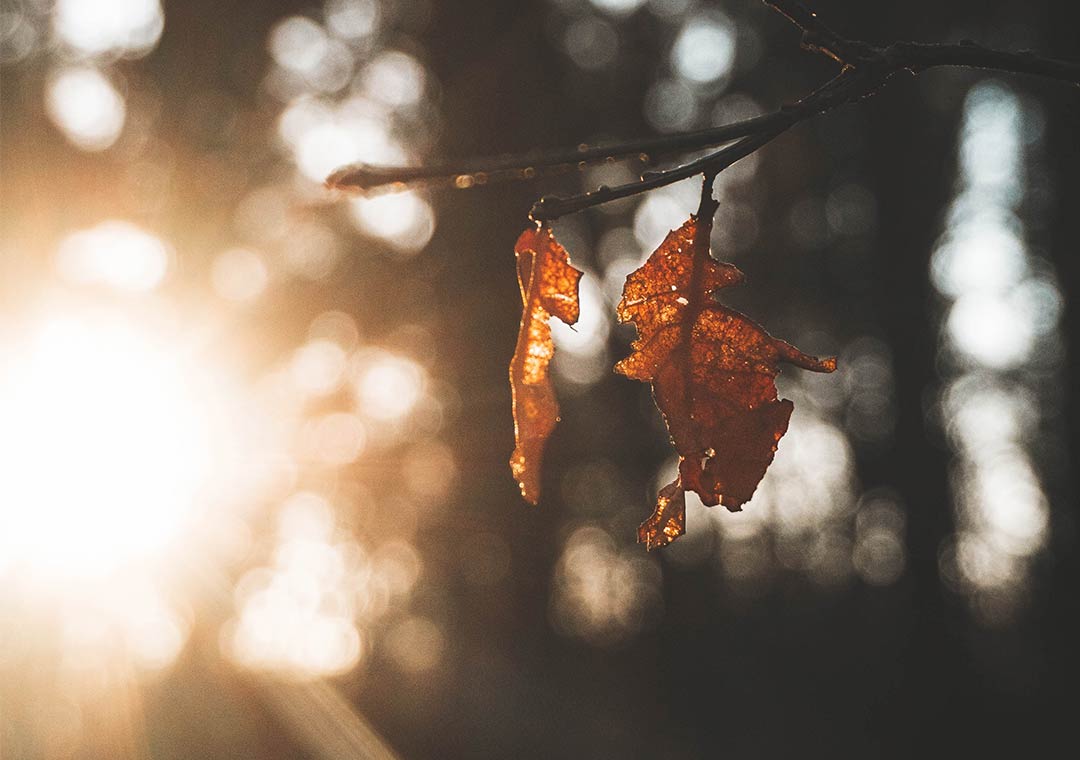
xmin=1043 ymin=0 xmax=1080 ymax=723
xmin=863 ymin=66 xmax=962 ymax=751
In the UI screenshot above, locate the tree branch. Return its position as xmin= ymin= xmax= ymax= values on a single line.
xmin=530 ymin=129 xmax=784 ymax=221
xmin=325 ymin=0 xmax=1080 ymax=220
xmin=531 ymin=70 xmax=861 ymax=221
xmin=760 ymin=0 xmax=862 ymax=63
xmin=324 ymin=114 xmax=784 ymax=194
xmin=886 ymin=40 xmax=1080 ymax=83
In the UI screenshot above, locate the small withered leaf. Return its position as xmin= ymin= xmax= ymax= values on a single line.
xmin=639 ymin=477 xmax=687 ymax=550
xmin=509 ymin=225 xmax=583 ymax=504
xmin=617 ymin=181 xmax=836 ymax=549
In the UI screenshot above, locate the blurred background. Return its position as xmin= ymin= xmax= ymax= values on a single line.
xmin=0 ymin=0 xmax=1077 ymax=757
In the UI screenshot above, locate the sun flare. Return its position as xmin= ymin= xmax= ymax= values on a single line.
xmin=0 ymin=312 xmax=221 ymax=582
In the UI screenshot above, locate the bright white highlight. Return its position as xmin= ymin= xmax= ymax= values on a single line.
xmin=349 ymin=191 xmax=436 ymax=253
xmin=0 ymin=316 xmax=215 ymax=580
xmin=325 ymin=0 xmax=380 ymax=40
xmin=46 ymin=67 xmax=126 ymax=151
xmin=269 ymin=16 xmax=329 ymax=74
xmin=931 ymin=82 xmax=1061 ymax=621
xmin=360 ymin=51 xmax=426 ymax=108
xmin=355 ymin=351 xmax=426 ymax=421
xmin=224 ymin=495 xmax=425 ymax=679
xmin=53 ymin=0 xmax=164 ymax=57
xmin=672 ymin=15 xmax=736 ymax=84
xmin=278 ymin=97 xmax=406 ymax=183
xmin=588 ymin=0 xmax=648 ymax=17
xmin=55 ymin=220 xmax=169 ymax=291
xmin=552 ymin=273 xmax=610 ymax=386
xmin=211 ymin=247 xmax=270 ymax=302
xmin=226 ymin=493 xmax=363 ymax=677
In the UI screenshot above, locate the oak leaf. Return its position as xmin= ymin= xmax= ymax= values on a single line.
xmin=616 ymin=184 xmax=836 ymax=549
xmin=509 ymin=225 xmax=583 ymax=504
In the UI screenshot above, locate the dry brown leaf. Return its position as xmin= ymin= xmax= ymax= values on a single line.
xmin=509 ymin=225 xmax=583 ymax=504
xmin=616 ymin=183 xmax=836 ymax=549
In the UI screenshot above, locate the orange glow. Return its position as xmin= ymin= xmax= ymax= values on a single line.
xmin=55 ymin=220 xmax=169 ymax=291
xmin=508 ymin=226 xmax=583 ymax=504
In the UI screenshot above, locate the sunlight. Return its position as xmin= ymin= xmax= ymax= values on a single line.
xmin=211 ymin=246 xmax=270 ymax=302
xmin=223 ymin=493 xmax=425 ymax=679
xmin=269 ymin=16 xmax=331 ymax=75
xmin=53 ymin=0 xmax=163 ymax=57
xmin=325 ymin=0 xmax=381 ymax=40
xmin=550 ymin=524 xmax=661 ymax=646
xmin=589 ymin=0 xmax=648 ymax=16
xmin=672 ymin=13 xmax=735 ymax=84
xmin=931 ymin=81 xmax=1062 ymax=620
xmin=551 ymin=273 xmax=610 ymax=387
xmin=291 ymin=338 xmax=349 ymax=396
xmin=279 ymin=97 xmax=406 ymax=183
xmin=349 ymin=190 xmax=436 ymax=253
xmin=946 ymin=291 xmax=1034 ymax=368
xmin=46 ymin=66 xmax=126 ymax=151
xmin=0 ymin=314 xmax=216 ymax=581
xmin=296 ymin=120 xmax=364 ymax=182
xmin=55 ymin=220 xmax=169 ymax=291
xmin=355 ymin=350 xmax=425 ymax=421
xmin=359 ymin=51 xmax=426 ymax=108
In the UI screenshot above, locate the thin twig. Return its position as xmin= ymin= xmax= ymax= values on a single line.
xmin=760 ymin=0 xmax=861 ymax=63
xmin=531 ymin=67 xmax=877 ymax=221
xmin=886 ymin=40 xmax=1080 ymax=82
xmin=530 ymin=130 xmax=784 ymax=221
xmin=325 ymin=0 xmax=1080 ymax=220
xmin=531 ymin=70 xmax=862 ymax=221
xmin=325 ymin=114 xmax=782 ymax=194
